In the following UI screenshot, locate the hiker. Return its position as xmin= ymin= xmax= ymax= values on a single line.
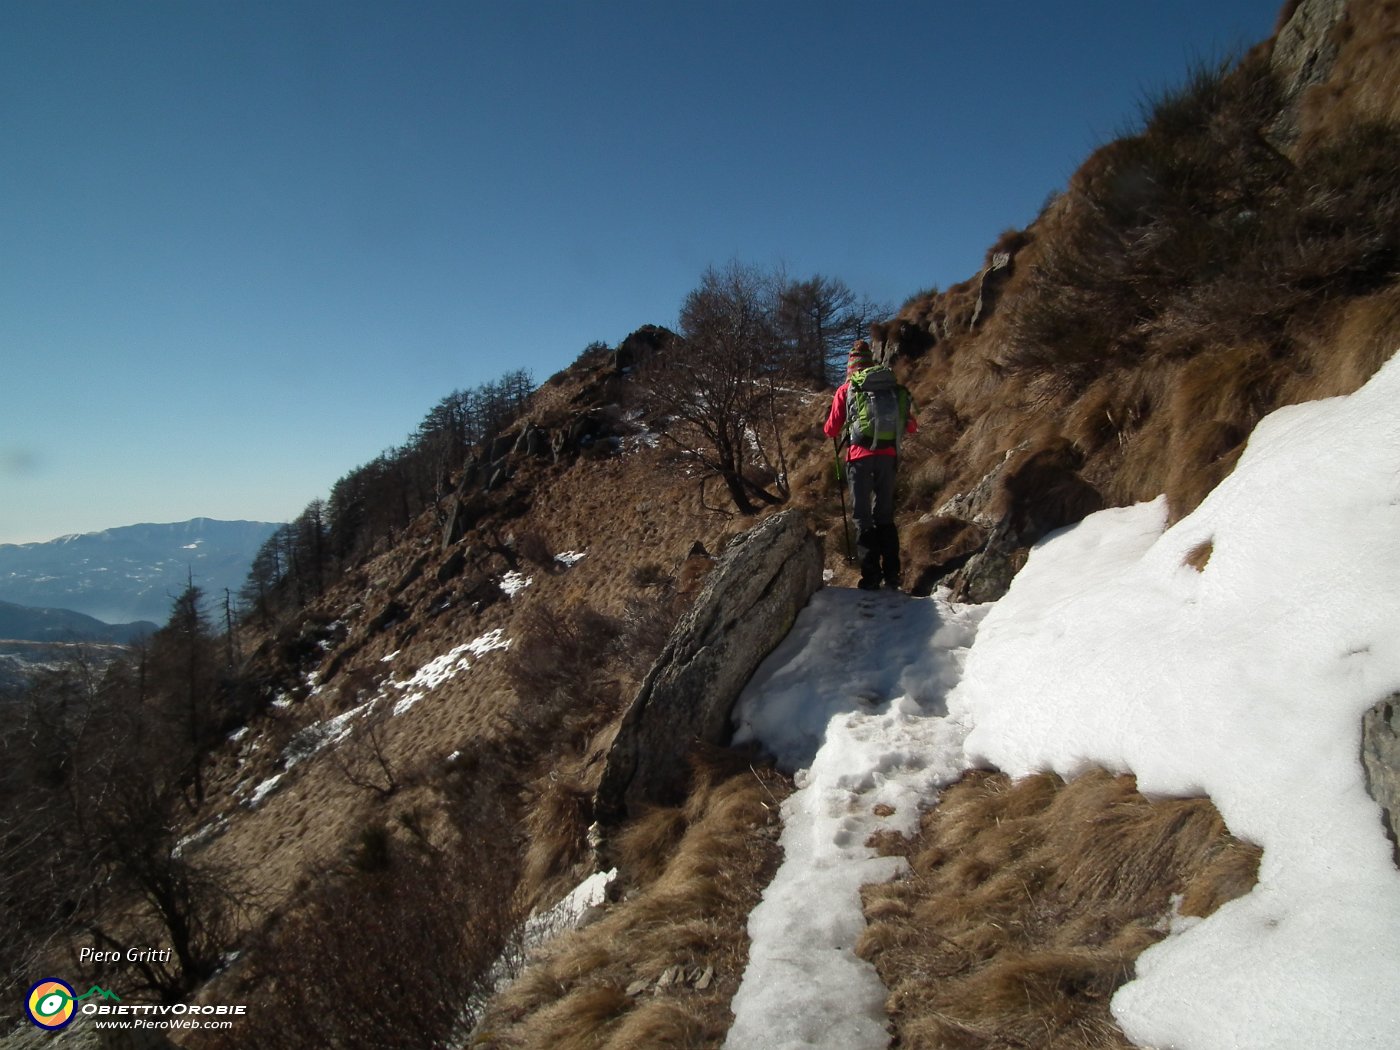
xmin=823 ymin=340 xmax=917 ymax=590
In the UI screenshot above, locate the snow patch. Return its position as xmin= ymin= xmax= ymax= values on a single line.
xmin=244 ymin=773 xmax=284 ymax=808
xmin=726 ymin=351 xmax=1400 ymax=1048
xmin=522 ymin=868 xmax=617 ymax=944
xmin=951 ymin=350 xmax=1400 ymax=1049
xmin=500 ymin=571 xmax=532 ymax=597
xmin=388 ymin=629 xmax=511 ymax=716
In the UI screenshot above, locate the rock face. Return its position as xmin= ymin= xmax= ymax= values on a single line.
xmin=1362 ymin=695 xmax=1400 ymax=867
xmin=1267 ymin=0 xmax=1348 ymax=149
xmin=594 ymin=510 xmax=824 ymax=822
xmin=969 ymin=250 xmax=1014 ymax=329
xmin=922 ymin=438 xmax=1104 ymax=604
xmin=613 ymin=324 xmax=677 ymax=373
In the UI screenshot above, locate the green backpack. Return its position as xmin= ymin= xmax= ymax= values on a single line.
xmin=847 ymin=366 xmax=911 ymax=452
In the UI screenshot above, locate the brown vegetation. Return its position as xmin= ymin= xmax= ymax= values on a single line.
xmin=885 ymin=36 xmax=1400 ymax=572
xmin=192 ymin=833 xmax=523 ymax=1050
xmin=473 ymin=751 xmax=791 ymax=1049
xmin=858 ymin=770 xmax=1261 ymax=1049
xmin=12 ymin=6 xmax=1399 ymax=1045
xmin=1295 ymin=0 xmax=1400 ymax=148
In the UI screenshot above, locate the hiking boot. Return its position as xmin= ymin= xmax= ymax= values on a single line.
xmin=857 ymin=577 xmax=882 ymax=591
xmin=883 ymin=579 xmax=902 ymax=592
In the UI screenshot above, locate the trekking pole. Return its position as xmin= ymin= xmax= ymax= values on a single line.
xmin=833 ymin=437 xmax=854 ymax=562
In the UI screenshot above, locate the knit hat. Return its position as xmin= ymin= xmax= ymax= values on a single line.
xmin=847 ymin=340 xmax=874 ymax=373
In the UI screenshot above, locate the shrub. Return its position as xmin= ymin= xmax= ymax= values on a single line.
xmin=511 ymin=528 xmax=556 ymax=571
xmin=999 ymin=54 xmax=1286 ymax=382
xmin=504 ymin=603 xmax=626 ymax=745
xmin=629 ymin=561 xmax=670 ymax=589
xmin=197 ymin=843 xmax=521 ymax=1050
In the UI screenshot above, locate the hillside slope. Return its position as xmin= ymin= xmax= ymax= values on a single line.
xmin=865 ymin=0 xmax=1400 ymax=601
xmin=194 ymin=0 xmax=1400 ymax=1042
xmin=9 ymin=2 xmax=1399 ymax=1048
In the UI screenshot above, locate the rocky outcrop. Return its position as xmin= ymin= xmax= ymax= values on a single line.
xmin=513 ymin=422 xmax=551 ymax=458
xmin=920 ymin=438 xmax=1103 ymax=603
xmin=1362 ymin=694 xmax=1400 ymax=867
xmin=1267 ymin=0 xmax=1348 ymax=150
xmin=441 ymin=492 xmax=483 ymax=549
xmin=594 ymin=510 xmax=824 ymax=822
xmin=969 ymin=250 xmax=1014 ymax=330
xmin=870 ymin=317 xmax=934 ymax=363
xmin=614 ymin=324 xmax=677 ymax=373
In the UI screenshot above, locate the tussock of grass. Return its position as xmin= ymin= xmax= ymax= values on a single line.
xmin=606 ymin=997 xmax=711 ymax=1049
xmin=613 ymin=804 xmax=690 ymax=886
xmin=504 ymin=983 xmax=632 ymax=1050
xmin=1184 ymin=539 xmax=1215 ymax=572
xmin=475 ymin=757 xmax=790 ymax=1049
xmin=519 ymin=772 xmax=593 ymax=908
xmin=858 ymin=769 xmax=1261 ymax=1049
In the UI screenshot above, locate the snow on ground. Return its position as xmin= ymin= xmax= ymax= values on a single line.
xmin=238 ymin=629 xmax=511 ymax=808
xmin=522 ymin=868 xmax=618 ymax=944
xmin=390 ymin=628 xmax=510 ymax=715
xmin=725 ymin=351 xmax=1400 ymax=1049
xmin=725 ymin=589 xmax=988 ymax=1049
xmin=500 ymin=570 xmax=532 ymax=597
xmin=953 ymin=351 xmax=1400 ymax=1049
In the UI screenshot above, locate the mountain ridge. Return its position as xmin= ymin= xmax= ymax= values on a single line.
xmin=6 ymin=2 xmax=1398 ymax=1046
xmin=0 ymin=518 xmax=283 ymax=625
xmin=0 ymin=599 xmax=155 ymax=644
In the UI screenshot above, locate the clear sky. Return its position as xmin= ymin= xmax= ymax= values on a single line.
xmin=1 ymin=0 xmax=1285 ymax=545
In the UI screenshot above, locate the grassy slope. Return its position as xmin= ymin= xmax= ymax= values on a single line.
xmin=170 ymin=3 xmax=1400 ymax=1047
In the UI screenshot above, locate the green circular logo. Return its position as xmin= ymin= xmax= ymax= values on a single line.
xmin=26 ymin=979 xmax=77 ymax=1030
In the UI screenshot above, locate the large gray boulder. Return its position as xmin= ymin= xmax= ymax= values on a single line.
xmin=594 ymin=510 xmax=823 ymax=822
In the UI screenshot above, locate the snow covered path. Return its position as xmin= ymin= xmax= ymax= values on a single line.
xmin=720 ymin=351 xmax=1400 ymax=1050
xmin=724 ymin=587 xmax=988 ymax=1050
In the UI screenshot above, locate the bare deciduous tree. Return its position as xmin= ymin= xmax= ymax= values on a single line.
xmin=776 ymin=273 xmax=889 ymax=386
xmin=646 ymin=262 xmax=793 ymax=515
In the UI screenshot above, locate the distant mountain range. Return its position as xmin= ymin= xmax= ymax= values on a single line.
xmin=0 ymin=600 xmax=155 ymax=644
xmin=0 ymin=519 xmax=283 ymax=626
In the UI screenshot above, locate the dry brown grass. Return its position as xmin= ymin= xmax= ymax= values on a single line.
xmin=612 ymin=803 xmax=691 ymax=887
xmin=170 ymin=349 xmax=759 ymax=1024
xmin=875 ymin=19 xmax=1400 ymax=588
xmin=520 ymin=771 xmax=595 ymax=908
xmin=858 ymin=769 xmax=1261 ymax=1049
xmin=474 ymin=755 xmax=790 ymax=1049
xmin=1184 ymin=539 xmax=1215 ymax=572
xmin=194 ymin=832 xmax=524 ymax=1050
xmin=1285 ymin=283 xmax=1400 ymax=403
xmin=146 ymin=10 xmax=1400 ymax=1037
xmin=606 ymin=997 xmax=714 ymax=1048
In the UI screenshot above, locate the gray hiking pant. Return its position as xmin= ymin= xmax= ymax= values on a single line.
xmin=847 ymin=456 xmax=900 ymax=585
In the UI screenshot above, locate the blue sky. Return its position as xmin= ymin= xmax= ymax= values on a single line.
xmin=1 ymin=0 xmax=1285 ymax=545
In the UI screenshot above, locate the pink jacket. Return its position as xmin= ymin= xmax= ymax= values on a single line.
xmin=823 ymin=381 xmax=918 ymax=461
